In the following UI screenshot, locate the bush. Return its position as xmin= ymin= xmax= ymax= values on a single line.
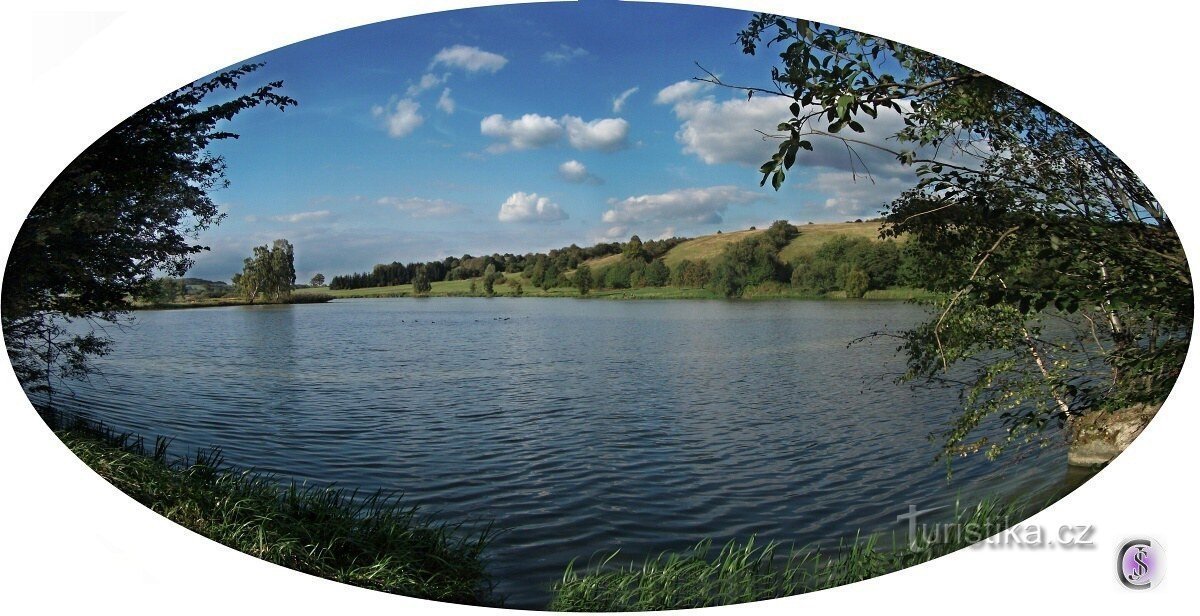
xmin=790 ymin=257 xmax=839 ymax=294
xmin=844 ymin=268 xmax=870 ymax=298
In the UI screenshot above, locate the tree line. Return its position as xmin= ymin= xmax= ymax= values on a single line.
xmin=574 ymin=221 xmax=909 ymax=298
xmin=327 ymin=236 xmax=686 ymax=291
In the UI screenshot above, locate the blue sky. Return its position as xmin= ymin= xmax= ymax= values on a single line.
xmin=189 ymin=1 xmax=914 ymax=282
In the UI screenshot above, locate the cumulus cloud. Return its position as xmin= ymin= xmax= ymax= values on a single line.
xmin=804 ymin=171 xmax=915 ymax=217
xmin=590 ymin=225 xmax=629 ymax=244
xmin=376 ymin=196 xmax=466 ymax=218
xmin=437 ymin=88 xmax=455 ymax=114
xmin=668 ymin=96 xmax=791 ymax=166
xmin=271 ymin=210 xmax=332 ymax=224
xmin=562 ymin=116 xmax=630 ymax=152
xmin=654 ymin=79 xmax=712 ymax=105
xmin=542 ymin=45 xmax=588 ymax=65
xmin=612 ymin=86 xmax=638 ymax=113
xmin=658 ymin=85 xmax=923 ymax=222
xmin=372 ymin=98 xmax=424 ymax=138
xmin=480 ymin=113 xmax=629 ymax=152
xmin=558 ymin=159 xmax=603 ymax=185
xmin=602 ymin=186 xmax=763 ymax=225
xmin=659 ymin=79 xmax=912 ymax=177
xmin=431 ymin=44 xmax=508 ymax=73
xmin=498 ymin=191 xmax=568 ymax=223
xmin=480 ymin=113 xmax=565 ymax=152
xmin=406 ymin=72 xmax=445 ymax=97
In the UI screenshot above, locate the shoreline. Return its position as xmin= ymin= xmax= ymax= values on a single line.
xmin=129 ymin=286 xmax=934 ymax=310
xmin=130 ymin=294 xmax=335 ymax=311
xmin=42 ymin=405 xmax=1055 ymax=610
xmin=298 ymin=285 xmax=933 ymax=302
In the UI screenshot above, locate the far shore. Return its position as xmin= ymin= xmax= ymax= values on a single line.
xmin=133 ymin=282 xmax=933 ymax=310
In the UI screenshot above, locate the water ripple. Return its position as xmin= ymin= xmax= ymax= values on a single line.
xmin=38 ymin=298 xmax=1070 ymax=608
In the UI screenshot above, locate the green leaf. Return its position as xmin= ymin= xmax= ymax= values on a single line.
xmin=835 ymin=93 xmax=854 ymax=119
xmin=771 ymin=170 xmax=784 ymax=191
xmin=789 ymin=101 xmax=800 ymax=117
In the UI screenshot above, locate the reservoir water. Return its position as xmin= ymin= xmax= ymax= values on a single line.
xmin=39 ymin=298 xmax=1080 ymax=607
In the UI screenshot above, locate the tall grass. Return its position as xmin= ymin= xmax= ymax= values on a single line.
xmin=44 ymin=410 xmax=498 ymax=606
xmin=549 ymin=499 xmax=1027 ymax=611
xmin=284 ymin=292 xmax=335 ymax=304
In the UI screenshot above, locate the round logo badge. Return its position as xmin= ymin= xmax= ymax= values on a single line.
xmin=1117 ymin=538 xmax=1164 ymax=590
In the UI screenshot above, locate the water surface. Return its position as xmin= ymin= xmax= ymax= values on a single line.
xmin=45 ymin=298 xmax=1074 ymax=607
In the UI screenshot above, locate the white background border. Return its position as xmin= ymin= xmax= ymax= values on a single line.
xmin=1 ymin=1 xmax=1195 ymax=613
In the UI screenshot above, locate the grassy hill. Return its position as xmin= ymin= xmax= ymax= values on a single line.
xmin=777 ymin=221 xmax=890 ymax=262
xmin=660 ymin=228 xmax=767 ymax=268
xmin=299 ymin=221 xmax=922 ymax=302
xmin=579 ymin=222 xmax=889 ymax=273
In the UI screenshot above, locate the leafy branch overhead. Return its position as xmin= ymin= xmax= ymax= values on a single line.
xmin=3 ymin=63 xmax=296 ymax=393
xmin=730 ymin=15 xmax=1190 ymax=462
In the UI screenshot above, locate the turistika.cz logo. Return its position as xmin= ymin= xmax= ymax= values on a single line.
xmin=1118 ymin=538 xmax=1164 ymax=590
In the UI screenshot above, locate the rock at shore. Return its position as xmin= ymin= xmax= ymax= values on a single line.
xmin=1066 ymin=403 xmax=1160 ymax=467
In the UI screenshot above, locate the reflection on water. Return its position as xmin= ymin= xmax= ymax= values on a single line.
xmin=39 ymin=298 xmax=1077 ymax=607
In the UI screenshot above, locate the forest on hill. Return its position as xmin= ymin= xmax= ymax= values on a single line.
xmin=327 ymin=220 xmax=911 ymax=299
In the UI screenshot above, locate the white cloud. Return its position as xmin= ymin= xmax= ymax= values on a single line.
xmin=658 ymin=91 xmax=934 ymax=221
xmin=602 ymin=186 xmax=763 ymax=225
xmin=558 ymin=159 xmax=603 ymax=185
xmin=436 ymin=88 xmax=455 ymax=114
xmin=590 ymin=225 xmax=629 ymax=244
xmin=371 ymin=98 xmax=424 ymax=138
xmin=654 ymin=79 xmax=711 ymax=105
xmin=480 ymin=113 xmax=628 ymax=153
xmin=271 ymin=210 xmax=332 ymax=224
xmin=562 ymin=116 xmax=630 ymax=152
xmin=612 ymin=86 xmax=638 ymax=113
xmin=480 ymin=113 xmax=564 ymax=152
xmin=376 ymin=196 xmax=466 ymax=218
xmin=669 ymin=95 xmax=792 ymax=166
xmin=431 ymin=44 xmax=508 ymax=73
xmin=542 ymin=45 xmax=588 ymax=65
xmin=666 ymin=91 xmax=911 ymax=175
xmin=805 ymin=171 xmax=914 ymax=217
xmin=406 ymin=72 xmax=445 ymax=97
xmin=498 ymin=191 xmax=568 ymax=223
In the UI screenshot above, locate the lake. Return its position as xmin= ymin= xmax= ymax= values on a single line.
xmin=41 ymin=298 xmax=1080 ymax=607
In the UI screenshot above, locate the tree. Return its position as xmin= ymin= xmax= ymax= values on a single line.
xmin=232 ymin=239 xmax=296 ymax=303
xmin=622 ymin=235 xmax=646 ymax=261
xmin=412 ymin=267 xmax=432 ymax=296
xmin=2 ymin=63 xmax=295 ymax=391
xmin=645 ymin=259 xmax=671 ymax=287
xmin=483 ymin=264 xmax=497 ymax=297
xmin=310 ymin=273 xmax=325 ymax=287
xmin=844 ymin=268 xmax=870 ymax=299
xmin=575 ymin=264 xmax=593 ymax=295
xmin=731 ymin=16 xmax=1191 ymax=461
xmin=144 ymin=278 xmax=185 ymax=305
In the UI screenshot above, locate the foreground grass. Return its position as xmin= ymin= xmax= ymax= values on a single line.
xmin=550 ymin=499 xmax=1026 ymax=611
xmin=48 ymin=411 xmax=497 ymax=606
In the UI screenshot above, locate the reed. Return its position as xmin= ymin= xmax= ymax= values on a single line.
xmin=44 ymin=410 xmax=497 ymax=606
xmin=550 ymin=498 xmax=1027 ymax=611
